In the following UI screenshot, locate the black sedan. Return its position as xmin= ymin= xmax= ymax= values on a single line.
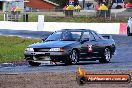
xmin=24 ymin=29 xmax=116 ymax=66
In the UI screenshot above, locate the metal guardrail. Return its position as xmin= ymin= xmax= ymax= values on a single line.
xmin=4 ymin=13 xmax=29 ymax=22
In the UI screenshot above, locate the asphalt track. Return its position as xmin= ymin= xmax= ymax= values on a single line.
xmin=0 ymin=30 xmax=132 ymax=74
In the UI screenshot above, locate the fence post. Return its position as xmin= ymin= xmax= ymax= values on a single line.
xmin=37 ymin=15 xmax=44 ymax=31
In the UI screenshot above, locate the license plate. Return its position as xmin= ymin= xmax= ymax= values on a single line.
xmin=43 ymin=56 xmax=51 ymax=61
xmin=33 ymin=55 xmax=51 ymax=61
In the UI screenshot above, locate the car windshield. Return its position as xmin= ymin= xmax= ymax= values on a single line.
xmin=45 ymin=31 xmax=82 ymax=41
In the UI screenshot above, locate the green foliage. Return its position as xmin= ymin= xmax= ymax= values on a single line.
xmin=0 ymin=36 xmax=40 ymax=62
xmin=0 ymin=13 xmax=4 ymax=21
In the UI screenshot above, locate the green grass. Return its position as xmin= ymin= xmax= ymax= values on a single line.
xmin=0 ymin=36 xmax=40 ymax=63
xmin=0 ymin=13 xmax=4 ymax=21
xmin=45 ymin=16 xmax=128 ymax=23
xmin=25 ymin=15 xmax=128 ymax=23
xmin=0 ymin=13 xmax=128 ymax=23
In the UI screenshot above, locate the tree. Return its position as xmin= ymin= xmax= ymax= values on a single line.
xmin=74 ymin=0 xmax=79 ymax=5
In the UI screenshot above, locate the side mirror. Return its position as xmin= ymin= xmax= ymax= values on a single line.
xmin=81 ymin=38 xmax=89 ymax=43
xmin=42 ymin=38 xmax=46 ymax=41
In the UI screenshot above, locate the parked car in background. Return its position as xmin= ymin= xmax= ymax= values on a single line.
xmin=24 ymin=29 xmax=116 ymax=66
xmin=112 ymin=0 xmax=124 ymax=9
xmin=127 ymin=17 xmax=132 ymax=36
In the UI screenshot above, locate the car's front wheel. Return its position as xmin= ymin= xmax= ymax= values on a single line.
xmin=99 ymin=48 xmax=111 ymax=63
xmin=65 ymin=50 xmax=79 ymax=65
xmin=70 ymin=50 xmax=79 ymax=64
xmin=28 ymin=61 xmax=41 ymax=66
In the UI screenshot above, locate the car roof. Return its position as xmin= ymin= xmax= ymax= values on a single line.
xmin=58 ymin=29 xmax=94 ymax=32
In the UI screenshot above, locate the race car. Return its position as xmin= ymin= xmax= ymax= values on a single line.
xmin=24 ymin=29 xmax=116 ymax=66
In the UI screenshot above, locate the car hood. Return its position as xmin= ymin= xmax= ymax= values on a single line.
xmin=28 ymin=41 xmax=77 ymax=48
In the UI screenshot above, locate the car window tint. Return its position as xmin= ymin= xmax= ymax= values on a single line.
xmin=46 ymin=31 xmax=82 ymax=41
xmin=62 ymin=31 xmax=73 ymax=40
xmin=91 ymin=31 xmax=101 ymax=40
xmin=46 ymin=32 xmax=61 ymax=41
xmin=62 ymin=31 xmax=82 ymax=41
xmin=82 ymin=32 xmax=95 ymax=41
xmin=72 ymin=32 xmax=82 ymax=41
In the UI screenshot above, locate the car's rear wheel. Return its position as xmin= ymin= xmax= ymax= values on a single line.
xmin=28 ymin=61 xmax=41 ymax=66
xmin=127 ymin=26 xmax=132 ymax=36
xmin=99 ymin=48 xmax=111 ymax=63
xmin=70 ymin=50 xmax=79 ymax=64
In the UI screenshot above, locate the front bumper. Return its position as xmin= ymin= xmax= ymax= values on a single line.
xmin=24 ymin=51 xmax=70 ymax=62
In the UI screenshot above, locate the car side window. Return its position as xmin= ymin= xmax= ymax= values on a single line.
xmin=62 ymin=31 xmax=73 ymax=40
xmin=91 ymin=31 xmax=101 ymax=40
xmin=82 ymin=32 xmax=95 ymax=41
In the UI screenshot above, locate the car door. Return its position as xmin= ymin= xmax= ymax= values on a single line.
xmin=80 ymin=31 xmax=100 ymax=58
xmin=90 ymin=31 xmax=105 ymax=57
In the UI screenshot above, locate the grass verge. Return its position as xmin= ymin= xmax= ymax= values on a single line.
xmin=0 ymin=13 xmax=128 ymax=23
xmin=0 ymin=36 xmax=40 ymax=63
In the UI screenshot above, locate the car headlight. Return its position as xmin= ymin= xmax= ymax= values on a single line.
xmin=25 ymin=48 xmax=34 ymax=52
xmin=49 ymin=48 xmax=64 ymax=52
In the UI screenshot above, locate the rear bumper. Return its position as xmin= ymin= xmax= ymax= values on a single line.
xmin=24 ymin=51 xmax=70 ymax=62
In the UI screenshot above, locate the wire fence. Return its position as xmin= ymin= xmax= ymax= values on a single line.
xmin=1 ymin=8 xmax=131 ymax=22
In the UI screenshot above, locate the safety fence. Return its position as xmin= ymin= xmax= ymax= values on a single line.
xmin=0 ymin=8 xmax=131 ymax=22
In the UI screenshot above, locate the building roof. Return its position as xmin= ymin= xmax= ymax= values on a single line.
xmin=0 ymin=0 xmax=59 ymax=6
xmin=0 ymin=0 xmax=20 ymax=1
xmin=43 ymin=0 xmax=59 ymax=6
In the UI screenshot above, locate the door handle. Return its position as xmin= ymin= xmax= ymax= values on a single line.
xmin=95 ymin=43 xmax=98 ymax=45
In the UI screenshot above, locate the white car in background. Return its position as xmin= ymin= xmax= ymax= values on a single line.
xmin=112 ymin=0 xmax=124 ymax=9
xmin=127 ymin=17 xmax=132 ymax=36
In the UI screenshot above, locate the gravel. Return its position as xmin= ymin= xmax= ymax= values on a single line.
xmin=0 ymin=70 xmax=132 ymax=88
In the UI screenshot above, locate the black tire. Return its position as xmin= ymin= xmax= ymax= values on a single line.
xmin=64 ymin=59 xmax=72 ymax=65
xmin=70 ymin=50 xmax=79 ymax=64
xmin=127 ymin=26 xmax=132 ymax=36
xmin=65 ymin=50 xmax=79 ymax=65
xmin=99 ymin=48 xmax=111 ymax=63
xmin=28 ymin=61 xmax=41 ymax=66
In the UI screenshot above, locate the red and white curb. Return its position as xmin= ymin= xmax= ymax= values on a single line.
xmin=119 ymin=23 xmax=127 ymax=35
